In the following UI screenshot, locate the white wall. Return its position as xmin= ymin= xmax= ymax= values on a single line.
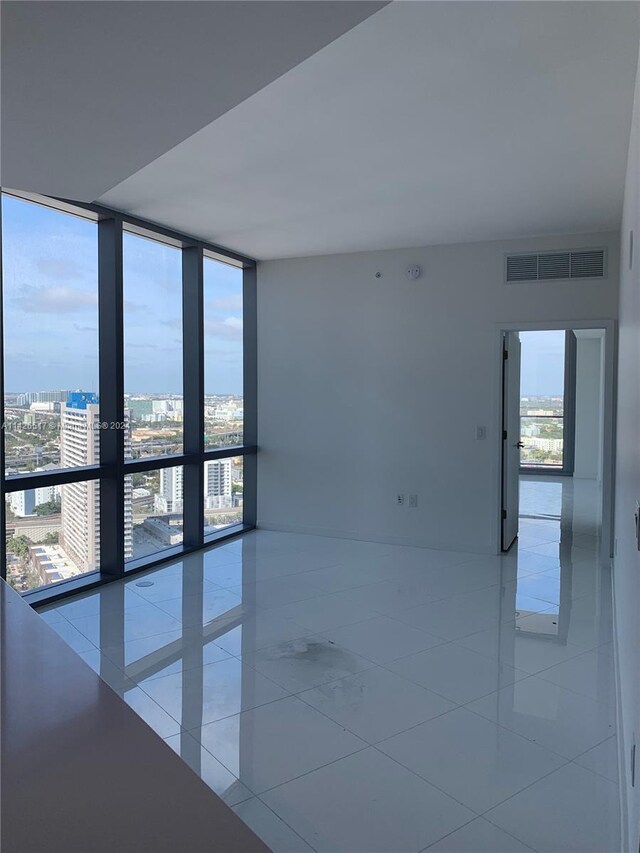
xmin=257 ymin=231 xmax=618 ymax=554
xmin=574 ymin=332 xmax=605 ymax=481
xmin=613 ymin=42 xmax=640 ymax=853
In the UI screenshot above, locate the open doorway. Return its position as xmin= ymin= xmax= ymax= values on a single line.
xmin=501 ymin=326 xmax=607 ymax=556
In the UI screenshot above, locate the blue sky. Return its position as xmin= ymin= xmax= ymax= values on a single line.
xmin=2 ymin=195 xmax=243 ymax=395
xmin=520 ymin=330 xmax=565 ymax=396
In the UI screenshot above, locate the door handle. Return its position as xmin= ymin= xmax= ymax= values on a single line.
xmin=515 ymin=442 xmax=524 ymax=448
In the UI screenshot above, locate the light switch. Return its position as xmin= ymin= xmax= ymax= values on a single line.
xmin=476 ymin=426 xmax=486 ymax=440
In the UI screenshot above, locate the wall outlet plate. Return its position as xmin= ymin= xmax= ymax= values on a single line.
xmin=409 ymin=494 xmax=418 ymax=508
xmin=396 ymin=494 xmax=405 ymax=506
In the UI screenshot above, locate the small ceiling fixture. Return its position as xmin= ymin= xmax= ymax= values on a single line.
xmin=405 ymin=265 xmax=422 ymax=280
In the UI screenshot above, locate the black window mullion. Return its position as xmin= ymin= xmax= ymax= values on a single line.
xmin=98 ymin=216 xmax=125 ymax=579
xmin=182 ymin=245 xmax=204 ymax=548
xmin=563 ymin=331 xmax=577 ymax=475
xmin=0 ymin=198 xmax=5 ymax=582
xmin=242 ymin=265 xmax=258 ymax=528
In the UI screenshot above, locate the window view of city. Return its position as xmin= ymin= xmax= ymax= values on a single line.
xmin=124 ymin=230 xmax=184 ymax=458
xmin=204 ymin=256 xmax=244 ymax=448
xmin=519 ymin=331 xmax=565 ymax=468
xmin=2 ymin=195 xmax=245 ymax=593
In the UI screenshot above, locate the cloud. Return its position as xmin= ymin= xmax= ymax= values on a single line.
xmin=207 ymin=294 xmax=243 ymax=311
xmin=205 ymin=316 xmax=243 ymax=341
xmin=13 ymin=285 xmax=97 ymax=314
xmin=36 ymin=257 xmax=84 ymax=281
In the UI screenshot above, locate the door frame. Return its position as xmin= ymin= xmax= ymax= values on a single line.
xmin=494 ymin=318 xmax=617 ymax=564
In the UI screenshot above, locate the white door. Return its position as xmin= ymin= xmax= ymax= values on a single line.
xmin=502 ymin=331 xmax=522 ymax=550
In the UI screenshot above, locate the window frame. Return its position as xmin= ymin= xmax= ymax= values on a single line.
xmin=0 ymin=190 xmax=257 ymax=606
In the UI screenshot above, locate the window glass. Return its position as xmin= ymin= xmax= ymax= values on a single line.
xmin=204 ymin=258 xmax=243 ymax=449
xmin=2 ymin=195 xmax=99 ymax=473
xmin=6 ymin=479 xmax=100 ymax=592
xmin=204 ymin=456 xmax=243 ymax=535
xmin=126 ymin=465 xmax=184 ymax=562
xmin=124 ymin=231 xmax=183 ymax=458
xmin=520 ymin=331 xmax=565 ymax=469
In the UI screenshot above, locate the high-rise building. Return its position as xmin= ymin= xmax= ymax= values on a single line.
xmin=154 ymin=460 xmax=232 ymax=514
xmin=16 ymin=389 xmax=71 ymax=406
xmin=59 ymin=393 xmax=133 ymax=570
xmin=59 ymin=393 xmax=101 ymax=572
xmin=155 ymin=466 xmax=183 ymax=514
xmin=204 ymin=459 xmax=232 ymax=510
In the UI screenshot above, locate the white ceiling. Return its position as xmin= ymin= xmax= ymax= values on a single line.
xmin=4 ymin=2 xmax=639 ymax=261
xmin=1 ymin=1 xmax=386 ymax=199
xmin=99 ymin=1 xmax=640 ymax=260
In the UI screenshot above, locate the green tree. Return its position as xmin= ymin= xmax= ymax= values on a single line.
xmin=34 ymin=499 xmax=61 ymax=516
xmin=7 ymin=535 xmax=31 ymax=558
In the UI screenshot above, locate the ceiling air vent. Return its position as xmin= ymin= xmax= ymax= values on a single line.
xmin=570 ymin=250 xmax=605 ymax=279
xmin=506 ymin=254 xmax=538 ymax=281
xmin=505 ymin=249 xmax=606 ymax=283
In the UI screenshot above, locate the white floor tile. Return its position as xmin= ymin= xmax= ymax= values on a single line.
xmin=230 ymin=575 xmax=326 ymax=609
xmin=232 ymin=798 xmax=315 ymax=852
xmin=139 ymin=656 xmax=289 ymax=728
xmin=77 ymin=649 xmax=133 ymax=693
xmin=165 ymin=731 xmax=253 ymax=806
xmin=455 ymin=624 xmax=588 ymax=675
xmin=298 ymin=666 xmax=455 ymax=743
xmin=67 ymin=602 xmax=183 ymax=647
xmin=55 ymin=583 xmax=149 ymax=619
xmin=486 ymin=763 xmax=621 ymax=852
xmin=389 ymin=643 xmax=527 ymax=705
xmin=536 ymin=648 xmax=616 ymax=703
xmin=392 ymin=586 xmax=505 ymax=641
xmin=303 ymin=561 xmax=392 ymax=593
xmin=154 ymin=587 xmax=243 ymax=628
xmin=248 ymin=635 xmax=373 ymax=693
xmin=425 ymin=817 xmax=534 ymax=851
xmin=261 ymin=748 xmax=474 ymax=853
xmin=574 ymin=735 xmax=619 ymax=783
xmin=122 ymin=686 xmax=181 ymax=738
xmin=466 ymin=676 xmax=616 ymax=758
xmin=379 ymin=707 xmax=566 ymax=813
xmin=213 ymin=614 xmax=310 ymax=657
xmin=48 ymin=618 xmax=97 ymax=654
xmin=195 ymin=696 xmax=366 ymax=793
xmin=41 ymin=477 xmax=615 ymax=853
xmin=321 ymin=614 xmax=444 ymax=664
xmin=124 ymin=571 xmax=221 ymax=604
xmin=269 ymin=589 xmax=383 ymax=633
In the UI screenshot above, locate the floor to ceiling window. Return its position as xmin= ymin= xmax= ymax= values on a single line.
xmin=519 ymin=330 xmax=575 ymax=473
xmin=0 ymin=191 xmax=256 ymax=600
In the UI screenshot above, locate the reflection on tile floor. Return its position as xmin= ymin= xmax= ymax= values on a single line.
xmin=39 ymin=476 xmax=619 ymax=852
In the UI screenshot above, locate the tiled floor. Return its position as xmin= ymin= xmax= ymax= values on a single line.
xmin=39 ymin=476 xmax=619 ymax=852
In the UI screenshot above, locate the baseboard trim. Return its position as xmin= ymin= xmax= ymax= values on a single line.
xmin=255 ymin=520 xmax=495 ymax=556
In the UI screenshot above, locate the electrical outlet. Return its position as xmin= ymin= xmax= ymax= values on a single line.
xmin=409 ymin=494 xmax=418 ymax=508
xmin=476 ymin=426 xmax=486 ymax=440
xmin=396 ymin=494 xmax=405 ymax=507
